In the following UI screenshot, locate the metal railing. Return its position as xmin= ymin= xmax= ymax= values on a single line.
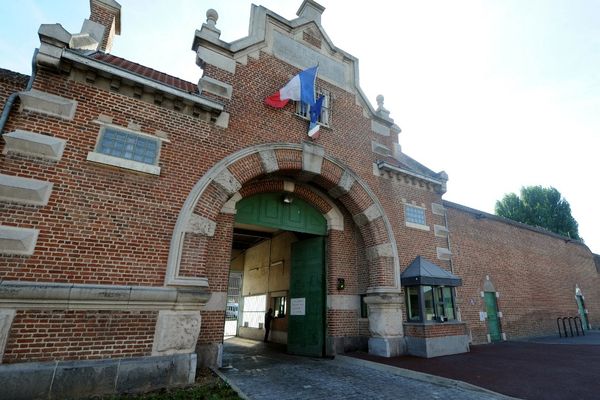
xmin=557 ymin=316 xmax=586 ymax=338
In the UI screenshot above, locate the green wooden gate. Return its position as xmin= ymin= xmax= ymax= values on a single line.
xmin=288 ymin=236 xmax=325 ymax=357
xmin=576 ymin=295 xmax=590 ymax=330
xmin=484 ymin=292 xmax=502 ymax=342
xmin=235 ymin=193 xmax=326 ymax=357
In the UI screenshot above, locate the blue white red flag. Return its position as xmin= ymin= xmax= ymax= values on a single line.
xmin=308 ymin=95 xmax=324 ymax=139
xmin=265 ymin=66 xmax=318 ymax=109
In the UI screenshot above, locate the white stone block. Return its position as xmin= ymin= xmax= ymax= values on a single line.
xmin=0 ymin=174 xmax=53 ymax=206
xmin=0 ymin=310 xmax=16 ymax=363
xmin=18 ymin=90 xmax=77 ymax=120
xmin=2 ymin=130 xmax=66 ymax=161
xmin=0 ymin=226 xmax=39 ymax=256
xmin=152 ymin=310 xmax=202 ymax=356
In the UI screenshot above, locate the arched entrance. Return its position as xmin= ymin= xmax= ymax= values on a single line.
xmin=166 ymin=142 xmax=406 ymax=362
xmin=229 ymin=192 xmax=327 ymax=357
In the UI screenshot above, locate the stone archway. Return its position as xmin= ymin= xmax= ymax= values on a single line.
xmin=166 ymin=141 xmax=405 ymax=357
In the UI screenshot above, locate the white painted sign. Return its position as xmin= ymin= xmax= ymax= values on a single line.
xmin=290 ymin=298 xmax=306 ymax=316
xmin=479 ymin=311 xmax=487 ymax=321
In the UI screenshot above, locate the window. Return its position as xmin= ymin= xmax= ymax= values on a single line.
xmin=406 ymin=287 xmax=420 ymax=322
xmin=404 ymin=204 xmax=426 ymax=226
xmin=404 ymin=285 xmax=456 ymax=323
xmin=98 ymin=128 xmax=159 ymax=165
xmin=87 ymin=126 xmax=162 ymax=175
xmin=273 ymin=296 xmax=287 ymax=318
xmin=295 ymin=88 xmax=330 ymax=126
xmin=241 ymin=294 xmax=266 ymax=328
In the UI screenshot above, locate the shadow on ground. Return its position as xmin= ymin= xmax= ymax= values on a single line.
xmin=350 ymin=331 xmax=600 ymax=400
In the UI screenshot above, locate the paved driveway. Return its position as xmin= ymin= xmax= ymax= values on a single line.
xmin=351 ymin=331 xmax=600 ymax=400
xmin=217 ymin=338 xmax=513 ymax=400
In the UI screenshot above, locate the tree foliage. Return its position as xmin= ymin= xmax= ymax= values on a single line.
xmin=495 ymin=186 xmax=580 ymax=240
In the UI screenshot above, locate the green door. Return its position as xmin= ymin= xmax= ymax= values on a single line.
xmin=576 ymin=295 xmax=590 ymax=330
xmin=484 ymin=292 xmax=502 ymax=342
xmin=288 ymin=236 xmax=325 ymax=357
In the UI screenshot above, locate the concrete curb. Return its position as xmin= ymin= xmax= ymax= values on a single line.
xmin=210 ymin=366 xmax=251 ymax=400
xmin=336 ymin=355 xmax=520 ymax=400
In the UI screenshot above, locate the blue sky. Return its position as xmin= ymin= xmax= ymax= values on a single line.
xmin=1 ymin=0 xmax=599 ymax=252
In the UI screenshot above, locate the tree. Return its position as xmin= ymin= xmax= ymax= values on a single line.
xmin=495 ymin=186 xmax=580 ymax=240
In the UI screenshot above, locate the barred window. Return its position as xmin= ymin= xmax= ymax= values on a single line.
xmin=97 ymin=128 xmax=159 ymax=165
xmin=295 ymin=88 xmax=330 ymax=126
xmin=405 ymin=204 xmax=427 ymax=226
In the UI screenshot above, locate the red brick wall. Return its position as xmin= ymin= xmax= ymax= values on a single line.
xmin=0 ymin=69 xmax=29 ymax=104
xmin=404 ymin=322 xmax=467 ymax=338
xmin=447 ymin=203 xmax=600 ymax=343
xmin=3 ymin=310 xmax=156 ymax=363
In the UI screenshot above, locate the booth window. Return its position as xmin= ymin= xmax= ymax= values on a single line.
xmin=401 ymin=256 xmax=461 ymax=323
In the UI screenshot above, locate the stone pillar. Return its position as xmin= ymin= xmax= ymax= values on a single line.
xmin=364 ymin=293 xmax=406 ymax=357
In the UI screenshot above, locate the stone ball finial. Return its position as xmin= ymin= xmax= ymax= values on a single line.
xmin=206 ymin=9 xmax=219 ymax=27
xmin=376 ymin=94 xmax=384 ymax=108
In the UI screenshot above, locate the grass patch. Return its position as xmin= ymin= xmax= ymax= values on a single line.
xmin=107 ymin=368 xmax=241 ymax=400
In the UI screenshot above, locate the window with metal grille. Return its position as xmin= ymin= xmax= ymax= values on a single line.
xmin=404 ymin=204 xmax=427 ymax=226
xmin=97 ymin=128 xmax=159 ymax=165
xmin=295 ymin=88 xmax=330 ymax=126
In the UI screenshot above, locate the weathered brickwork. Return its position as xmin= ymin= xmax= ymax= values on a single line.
xmin=447 ymin=202 xmax=600 ymax=344
xmin=3 ymin=310 xmax=156 ymax=363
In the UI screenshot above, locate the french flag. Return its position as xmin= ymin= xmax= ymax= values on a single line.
xmin=265 ymin=66 xmax=318 ymax=109
xmin=308 ymin=95 xmax=324 ymax=139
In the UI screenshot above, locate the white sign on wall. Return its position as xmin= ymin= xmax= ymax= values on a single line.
xmin=290 ymin=298 xmax=306 ymax=316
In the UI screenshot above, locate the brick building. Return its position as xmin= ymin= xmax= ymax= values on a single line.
xmin=0 ymin=0 xmax=598 ymax=397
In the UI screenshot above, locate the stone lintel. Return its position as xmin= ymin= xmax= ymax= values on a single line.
xmin=212 ymin=168 xmax=242 ymax=196
xmin=185 ymin=213 xmax=216 ymax=236
xmin=353 ymin=204 xmax=381 ymax=227
xmin=0 ymin=174 xmax=53 ymax=206
xmin=302 ymin=141 xmax=325 ymax=175
xmin=0 ymin=226 xmax=39 ymax=256
xmin=328 ymin=170 xmax=354 ymax=199
xmin=22 ymin=126 xmax=60 ymax=155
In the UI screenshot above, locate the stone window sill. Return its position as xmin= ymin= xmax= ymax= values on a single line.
xmin=87 ymin=151 xmax=160 ymax=175
xmin=405 ymin=221 xmax=430 ymax=231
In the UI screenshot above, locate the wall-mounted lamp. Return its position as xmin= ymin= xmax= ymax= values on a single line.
xmin=337 ymin=278 xmax=345 ymax=291
xmin=282 ymin=194 xmax=294 ymax=204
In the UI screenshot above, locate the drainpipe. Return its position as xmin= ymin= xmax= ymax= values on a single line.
xmin=0 ymin=48 xmax=39 ymax=134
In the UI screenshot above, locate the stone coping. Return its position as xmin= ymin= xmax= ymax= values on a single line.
xmin=0 ymin=280 xmax=210 ymax=311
